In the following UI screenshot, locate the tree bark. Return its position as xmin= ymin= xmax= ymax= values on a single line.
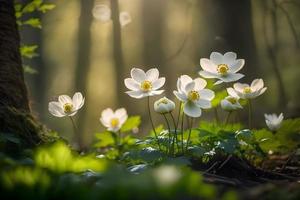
xmin=75 ymin=0 xmax=94 ymax=149
xmin=110 ymin=0 xmax=126 ymax=106
xmin=0 ymin=0 xmax=42 ymax=147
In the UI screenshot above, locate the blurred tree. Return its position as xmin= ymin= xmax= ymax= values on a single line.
xmin=141 ymin=0 xmax=169 ymax=94
xmin=110 ymin=0 xmax=126 ymax=106
xmin=0 ymin=0 xmax=42 ymax=146
xmin=75 ymin=0 xmax=94 ymax=149
xmin=196 ymin=0 xmax=259 ymax=80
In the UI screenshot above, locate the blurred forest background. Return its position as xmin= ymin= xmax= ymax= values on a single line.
xmin=20 ymin=0 xmax=300 ymax=147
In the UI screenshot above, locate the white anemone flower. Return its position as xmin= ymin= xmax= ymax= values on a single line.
xmin=173 ymin=75 xmax=215 ymax=118
xmin=199 ymin=52 xmax=245 ymax=85
xmin=124 ymin=68 xmax=165 ymax=99
xmin=119 ymin=11 xmax=131 ymax=27
xmin=92 ymin=4 xmax=111 ymax=22
xmin=230 ymin=79 xmax=267 ymax=99
xmin=154 ymin=97 xmax=175 ymax=114
xmin=48 ymin=92 xmax=85 ymax=117
xmin=264 ymin=113 xmax=284 ymax=131
xmin=221 ymin=88 xmax=243 ymax=111
xmin=100 ymin=108 xmax=128 ymax=132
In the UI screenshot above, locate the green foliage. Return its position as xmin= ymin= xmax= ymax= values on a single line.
xmin=15 ymin=0 xmax=55 ymax=74
xmin=211 ymin=90 xmax=227 ymax=108
xmin=254 ymin=118 xmax=300 ymax=153
xmin=120 ymin=116 xmax=141 ymax=132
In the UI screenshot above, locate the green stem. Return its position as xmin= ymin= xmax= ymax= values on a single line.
xmin=186 ymin=117 xmax=193 ymax=153
xmin=225 ymin=111 xmax=232 ymax=125
xmin=163 ymin=114 xmax=172 ymax=155
xmin=248 ymin=99 xmax=252 ymax=129
xmin=147 ymin=96 xmax=161 ymax=150
xmin=69 ymin=116 xmax=81 ymax=149
xmin=181 ymin=111 xmax=185 ymax=154
xmin=214 ymin=107 xmax=220 ymax=124
xmin=170 ymin=112 xmax=177 ymax=156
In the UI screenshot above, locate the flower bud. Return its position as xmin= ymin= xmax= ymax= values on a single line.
xmin=154 ymin=97 xmax=175 ymax=114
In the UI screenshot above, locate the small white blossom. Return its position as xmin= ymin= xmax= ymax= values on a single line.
xmin=199 ymin=52 xmax=245 ymax=85
xmin=48 ymin=92 xmax=85 ymax=117
xmin=264 ymin=113 xmax=284 ymax=131
xmin=124 ymin=68 xmax=165 ymax=99
xmin=154 ymin=97 xmax=175 ymax=114
xmin=229 ymin=79 xmax=267 ymax=99
xmin=220 ymin=88 xmax=243 ymax=111
xmin=173 ymin=75 xmax=215 ymax=118
xmin=119 ymin=11 xmax=131 ymax=27
xmin=100 ymin=108 xmax=128 ymax=132
xmin=92 ymin=4 xmax=111 ymax=22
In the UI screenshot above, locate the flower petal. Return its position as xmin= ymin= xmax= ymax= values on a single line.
xmin=131 ymin=68 xmax=146 ymax=83
xmin=73 ymin=92 xmax=84 ymax=110
xmin=49 ymin=102 xmax=65 ymax=117
xmin=125 ymin=90 xmax=144 ymax=99
xmin=152 ymin=77 xmax=165 ymax=90
xmin=226 ymin=88 xmax=240 ymax=99
xmin=199 ymin=89 xmax=215 ymax=101
xmin=223 ymin=52 xmax=237 ymax=64
xmin=199 ymin=70 xmax=219 ymax=79
xmin=101 ymin=108 xmax=114 ymax=124
xmin=58 ymin=95 xmax=72 ymax=105
xmin=233 ymin=83 xmax=249 ymax=93
xmin=184 ymin=81 xmax=195 ymax=93
xmin=196 ymin=99 xmax=211 ymax=109
xmin=124 ymin=78 xmax=140 ymax=91
xmin=173 ymin=91 xmax=187 ymax=102
xmin=214 ymin=80 xmax=224 ymax=85
xmin=183 ymin=101 xmax=202 ymax=118
xmin=200 ymin=58 xmax=217 ymax=73
xmin=228 ymin=59 xmax=244 ymax=73
xmin=149 ymin=90 xmax=164 ymax=96
xmin=251 ymin=79 xmax=264 ymax=91
xmin=146 ymin=68 xmax=159 ymax=82
xmin=210 ymin=52 xmax=224 ymax=65
xmin=179 ymin=75 xmax=193 ymax=91
xmin=194 ymin=78 xmax=207 ymax=90
xmin=258 ymin=87 xmax=267 ymax=96
xmin=219 ymin=73 xmax=244 ymax=83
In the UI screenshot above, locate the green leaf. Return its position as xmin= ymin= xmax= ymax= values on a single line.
xmin=0 ymin=133 xmax=21 ymax=144
xmin=20 ymin=45 xmax=38 ymax=58
xmin=23 ymin=18 xmax=42 ymax=28
xmin=211 ymin=90 xmax=227 ymax=108
xmin=120 ymin=116 xmax=141 ymax=132
xmin=22 ymin=0 xmax=42 ymax=13
xmin=94 ymin=132 xmax=115 ymax=148
xmin=235 ymin=129 xmax=255 ymax=144
xmin=23 ymin=65 xmax=38 ymax=74
xmin=38 ymin=3 xmax=56 ymax=13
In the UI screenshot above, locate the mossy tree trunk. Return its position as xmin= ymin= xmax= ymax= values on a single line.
xmin=0 ymin=0 xmax=42 ymax=147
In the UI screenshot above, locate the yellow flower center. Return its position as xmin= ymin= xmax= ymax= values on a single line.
xmin=227 ymin=97 xmax=237 ymax=104
xmin=188 ymin=90 xmax=200 ymax=101
xmin=110 ymin=118 xmax=119 ymax=128
xmin=243 ymin=87 xmax=252 ymax=94
xmin=217 ymin=64 xmax=229 ymax=75
xmin=140 ymin=80 xmax=152 ymax=92
xmin=63 ymin=103 xmax=73 ymax=113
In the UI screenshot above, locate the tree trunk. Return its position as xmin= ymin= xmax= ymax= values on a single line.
xmin=141 ymin=0 xmax=169 ymax=93
xmin=0 ymin=0 xmax=42 ymax=147
xmin=110 ymin=0 xmax=126 ymax=106
xmin=75 ymin=0 xmax=94 ymax=149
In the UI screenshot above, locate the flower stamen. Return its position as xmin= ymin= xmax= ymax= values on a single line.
xmin=227 ymin=97 xmax=237 ymax=104
xmin=217 ymin=64 xmax=229 ymax=76
xmin=188 ymin=90 xmax=200 ymax=101
xmin=110 ymin=118 xmax=119 ymax=128
xmin=63 ymin=103 xmax=73 ymax=113
xmin=140 ymin=80 xmax=152 ymax=92
xmin=243 ymin=87 xmax=252 ymax=94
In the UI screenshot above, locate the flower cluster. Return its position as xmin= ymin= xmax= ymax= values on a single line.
xmin=48 ymin=51 xmax=284 ymax=152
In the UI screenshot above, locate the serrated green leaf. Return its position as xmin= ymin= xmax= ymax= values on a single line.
xmin=20 ymin=45 xmax=38 ymax=58
xmin=120 ymin=116 xmax=141 ymax=132
xmin=23 ymin=18 xmax=42 ymax=28
xmin=38 ymin=3 xmax=56 ymax=13
xmin=94 ymin=132 xmax=115 ymax=148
